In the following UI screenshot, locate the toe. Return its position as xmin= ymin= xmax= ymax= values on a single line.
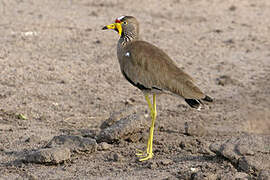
xmin=138 ymin=153 xmax=153 ymax=161
xmin=135 ymin=149 xmax=145 ymax=156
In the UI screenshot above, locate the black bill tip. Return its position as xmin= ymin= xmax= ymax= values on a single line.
xmin=102 ymin=26 xmax=108 ymax=30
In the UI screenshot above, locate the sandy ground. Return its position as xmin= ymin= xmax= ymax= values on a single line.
xmin=0 ymin=0 xmax=270 ymax=179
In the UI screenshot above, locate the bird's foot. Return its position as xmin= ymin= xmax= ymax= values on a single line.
xmin=136 ymin=149 xmax=153 ymax=161
xmin=137 ymin=152 xmax=153 ymax=161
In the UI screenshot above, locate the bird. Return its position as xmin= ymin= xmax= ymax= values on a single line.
xmin=102 ymin=16 xmax=213 ymax=161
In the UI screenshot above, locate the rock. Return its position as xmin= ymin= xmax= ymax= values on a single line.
xmin=147 ymin=161 xmax=157 ymax=169
xmin=97 ymin=111 xmax=147 ymax=143
xmin=97 ymin=142 xmax=112 ymax=151
xmin=213 ymin=29 xmax=223 ymax=33
xmin=46 ymin=135 xmax=97 ymax=153
xmin=113 ymin=153 xmax=124 ymax=162
xmin=223 ymin=39 xmax=235 ymax=45
xmin=160 ymin=159 xmax=173 ymax=165
xmin=209 ymin=135 xmax=270 ymax=174
xmin=25 ymin=147 xmax=71 ymax=164
xmin=100 ymin=107 xmax=142 ymax=129
xmin=229 ymin=5 xmax=237 ymax=11
xmin=184 ymin=122 xmax=207 ymax=137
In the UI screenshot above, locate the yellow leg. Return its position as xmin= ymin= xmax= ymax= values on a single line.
xmin=136 ymin=94 xmax=157 ymax=161
xmin=136 ymin=94 xmax=154 ymax=156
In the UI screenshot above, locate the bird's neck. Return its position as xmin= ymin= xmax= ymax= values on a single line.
xmin=118 ymin=31 xmax=139 ymax=47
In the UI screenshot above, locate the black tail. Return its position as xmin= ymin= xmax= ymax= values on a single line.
xmin=202 ymin=95 xmax=213 ymax=102
xmin=185 ymin=99 xmax=201 ymax=109
xmin=185 ymin=95 xmax=213 ymax=109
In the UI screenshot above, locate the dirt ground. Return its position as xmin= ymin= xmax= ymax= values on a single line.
xmin=0 ymin=0 xmax=270 ymax=179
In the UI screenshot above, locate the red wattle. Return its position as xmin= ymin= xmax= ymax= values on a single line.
xmin=115 ymin=19 xmax=121 ymax=23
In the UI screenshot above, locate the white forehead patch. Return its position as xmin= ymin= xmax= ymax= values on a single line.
xmin=117 ymin=16 xmax=125 ymax=21
xmin=125 ymin=52 xmax=130 ymax=57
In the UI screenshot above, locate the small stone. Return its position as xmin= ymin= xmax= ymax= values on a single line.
xmin=25 ymin=147 xmax=71 ymax=164
xmin=223 ymin=39 xmax=235 ymax=44
xmin=85 ymin=28 xmax=92 ymax=32
xmin=190 ymin=167 xmax=197 ymax=172
xmin=113 ymin=153 xmax=124 ymax=162
xmin=97 ymin=142 xmax=112 ymax=151
xmin=209 ymin=142 xmax=222 ymax=154
xmin=59 ymin=80 xmax=66 ymax=84
xmin=229 ymin=5 xmax=237 ymax=11
xmin=147 ymin=161 xmax=157 ymax=169
xmin=213 ymin=29 xmax=223 ymax=33
xmin=160 ymin=159 xmax=173 ymax=165
xmin=94 ymin=40 xmax=101 ymax=44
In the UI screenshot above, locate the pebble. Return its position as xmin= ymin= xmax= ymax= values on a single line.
xmin=97 ymin=142 xmax=112 ymax=151
xmin=113 ymin=153 xmax=124 ymax=162
xmin=25 ymin=147 xmax=71 ymax=164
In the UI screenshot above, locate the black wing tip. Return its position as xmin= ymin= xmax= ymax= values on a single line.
xmin=202 ymin=95 xmax=213 ymax=102
xmin=185 ymin=99 xmax=201 ymax=109
xmin=185 ymin=95 xmax=213 ymax=109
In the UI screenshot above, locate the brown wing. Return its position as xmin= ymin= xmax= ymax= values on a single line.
xmin=119 ymin=40 xmax=205 ymax=99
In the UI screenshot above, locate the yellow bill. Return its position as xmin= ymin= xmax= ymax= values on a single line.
xmin=102 ymin=23 xmax=122 ymax=36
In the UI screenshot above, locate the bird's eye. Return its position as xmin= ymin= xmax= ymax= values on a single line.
xmin=123 ymin=21 xmax=128 ymax=25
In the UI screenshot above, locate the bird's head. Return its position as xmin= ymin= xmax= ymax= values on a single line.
xmin=102 ymin=16 xmax=139 ymax=38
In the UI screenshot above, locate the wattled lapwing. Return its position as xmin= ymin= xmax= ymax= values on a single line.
xmin=102 ymin=16 xmax=213 ymax=161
